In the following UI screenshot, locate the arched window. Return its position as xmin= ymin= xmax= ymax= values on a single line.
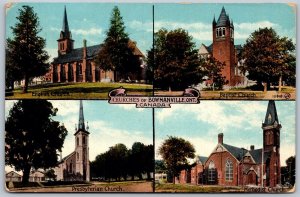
xmin=77 ymin=152 xmax=79 ymax=160
xmin=77 ymin=137 xmax=79 ymax=146
xmin=225 ymin=159 xmax=233 ymax=181
xmin=208 ymin=161 xmax=216 ymax=182
xmin=222 ymin=27 xmax=225 ymax=36
xmin=83 ymin=136 xmax=86 ymax=145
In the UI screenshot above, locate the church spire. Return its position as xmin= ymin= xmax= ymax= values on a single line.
xmin=78 ymin=100 xmax=85 ymax=130
xmin=263 ymin=100 xmax=279 ymax=126
xmin=62 ymin=6 xmax=69 ymax=34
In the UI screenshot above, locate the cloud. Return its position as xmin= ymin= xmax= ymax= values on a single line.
xmin=71 ymin=28 xmax=102 ymax=36
xmin=234 ymin=21 xmax=279 ymax=39
xmin=115 ymin=104 xmax=145 ymax=112
xmin=129 ymin=19 xmax=290 ymax=44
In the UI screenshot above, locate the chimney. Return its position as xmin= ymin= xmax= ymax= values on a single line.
xmin=250 ymin=145 xmax=255 ymax=151
xmin=218 ymin=133 xmax=224 ymax=144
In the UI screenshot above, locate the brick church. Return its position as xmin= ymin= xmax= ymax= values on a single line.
xmin=54 ymin=100 xmax=90 ymax=181
xmin=177 ymin=100 xmax=281 ymax=187
xmin=198 ymin=7 xmax=245 ymax=86
xmin=49 ymin=7 xmax=145 ymax=83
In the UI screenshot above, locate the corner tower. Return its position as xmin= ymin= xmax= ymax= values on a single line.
xmin=57 ymin=6 xmax=74 ymax=56
xmin=74 ymin=100 xmax=90 ymax=181
xmin=212 ymin=7 xmax=235 ymax=86
xmin=262 ymin=100 xmax=281 ymax=187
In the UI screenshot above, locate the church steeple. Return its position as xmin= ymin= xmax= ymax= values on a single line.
xmin=78 ymin=100 xmax=85 ymax=131
xmin=263 ymin=100 xmax=279 ymax=127
xmin=57 ymin=6 xmax=74 ymax=55
xmin=75 ymin=100 xmax=89 ymax=135
xmin=62 ymin=6 xmax=70 ymax=35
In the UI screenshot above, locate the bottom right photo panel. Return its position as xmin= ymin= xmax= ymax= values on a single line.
xmin=155 ymin=100 xmax=295 ymax=193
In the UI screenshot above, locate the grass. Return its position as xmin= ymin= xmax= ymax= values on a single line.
xmin=6 ymin=82 xmax=153 ymax=99
xmin=155 ymin=183 xmax=242 ymax=193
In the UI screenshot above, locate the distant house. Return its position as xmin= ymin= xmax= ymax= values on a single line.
xmin=6 ymin=171 xmax=22 ymax=182
xmin=29 ymin=170 xmax=45 ymax=182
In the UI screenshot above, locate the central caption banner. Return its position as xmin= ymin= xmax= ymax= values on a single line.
xmin=108 ymin=87 xmax=200 ymax=108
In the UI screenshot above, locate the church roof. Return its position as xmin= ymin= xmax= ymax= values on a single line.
xmin=223 ymin=143 xmax=247 ymax=161
xmin=216 ymin=7 xmax=232 ymax=28
xmin=263 ymin=100 xmax=279 ymax=127
xmin=52 ymin=44 xmax=101 ymax=64
xmin=248 ymin=149 xmax=271 ymax=164
xmin=197 ymin=156 xmax=208 ymax=164
xmin=58 ymin=151 xmax=75 ymax=164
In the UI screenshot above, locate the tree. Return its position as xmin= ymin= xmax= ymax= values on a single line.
xmin=201 ymin=56 xmax=226 ymax=90
xmin=5 ymin=100 xmax=68 ymax=184
xmin=95 ymin=6 xmax=140 ymax=81
xmin=148 ymin=28 xmax=202 ymax=91
xmin=7 ymin=6 xmax=49 ymax=93
xmin=286 ymin=156 xmax=295 ymax=186
xmin=158 ymin=136 xmax=195 ymax=184
xmin=240 ymin=27 xmax=295 ymax=91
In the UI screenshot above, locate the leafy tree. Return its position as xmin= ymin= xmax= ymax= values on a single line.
xmin=285 ymin=156 xmax=295 ymax=186
xmin=201 ymin=56 xmax=226 ymax=90
xmin=148 ymin=28 xmax=202 ymax=91
xmin=158 ymin=136 xmax=195 ymax=184
xmin=240 ymin=27 xmax=295 ymax=91
xmin=5 ymin=100 xmax=68 ymax=184
xmin=95 ymin=6 xmax=140 ymax=81
xmin=7 ymin=6 xmax=49 ymax=93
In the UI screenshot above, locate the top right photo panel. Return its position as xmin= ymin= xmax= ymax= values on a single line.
xmin=152 ymin=3 xmax=296 ymax=100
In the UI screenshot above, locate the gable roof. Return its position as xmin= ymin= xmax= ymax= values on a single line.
xmin=58 ymin=151 xmax=75 ymax=164
xmin=248 ymin=149 xmax=271 ymax=164
xmin=197 ymin=156 xmax=208 ymax=164
xmin=53 ymin=44 xmax=102 ymax=64
xmin=6 ymin=171 xmax=22 ymax=177
xmin=222 ymin=143 xmax=246 ymax=161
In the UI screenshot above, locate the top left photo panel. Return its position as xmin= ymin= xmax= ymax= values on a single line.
xmin=5 ymin=3 xmax=153 ymax=100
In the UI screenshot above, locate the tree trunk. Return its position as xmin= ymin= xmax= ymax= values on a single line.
xmin=22 ymin=74 xmax=29 ymax=93
xmin=22 ymin=165 xmax=31 ymax=185
xmin=169 ymin=86 xmax=172 ymax=92
xmin=263 ymin=82 xmax=267 ymax=92
xmin=147 ymin=171 xmax=150 ymax=180
xmin=173 ymin=175 xmax=175 ymax=184
xmin=278 ymin=75 xmax=282 ymax=92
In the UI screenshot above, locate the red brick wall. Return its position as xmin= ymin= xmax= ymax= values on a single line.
xmin=205 ymin=151 xmax=239 ymax=186
xmin=190 ymin=164 xmax=204 ymax=185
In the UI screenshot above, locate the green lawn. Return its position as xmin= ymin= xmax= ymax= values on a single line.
xmin=6 ymin=82 xmax=153 ymax=99
xmin=155 ymin=183 xmax=242 ymax=193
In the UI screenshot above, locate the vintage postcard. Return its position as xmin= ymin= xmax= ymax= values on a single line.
xmin=3 ymin=1 xmax=297 ymax=195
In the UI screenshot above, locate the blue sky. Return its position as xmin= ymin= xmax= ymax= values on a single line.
xmin=155 ymin=101 xmax=295 ymax=166
xmin=6 ymin=3 xmax=296 ymax=61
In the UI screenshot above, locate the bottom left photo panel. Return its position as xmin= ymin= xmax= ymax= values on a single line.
xmin=5 ymin=100 xmax=154 ymax=193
